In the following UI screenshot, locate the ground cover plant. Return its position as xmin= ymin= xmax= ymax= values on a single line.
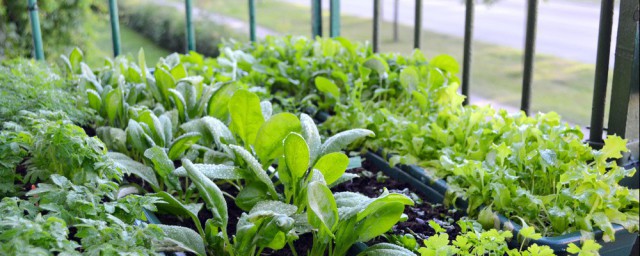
xmin=1 ymin=35 xmax=637 ymax=255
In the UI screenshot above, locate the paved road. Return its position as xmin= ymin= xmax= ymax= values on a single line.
xmin=281 ymin=0 xmax=619 ymax=64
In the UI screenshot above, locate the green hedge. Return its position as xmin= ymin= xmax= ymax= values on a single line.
xmin=120 ymin=3 xmax=245 ymax=57
xmin=0 ymin=0 xmax=98 ymax=60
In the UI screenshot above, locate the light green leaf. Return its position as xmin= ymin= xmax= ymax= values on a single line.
xmin=320 ymin=129 xmax=375 ymax=156
xmin=307 ymin=181 xmax=339 ymax=235
xmin=284 ymin=133 xmax=310 ymax=180
xmin=300 ymin=113 xmax=322 ymax=164
xmin=183 ymin=159 xmax=228 ymax=227
xmin=157 ymin=224 xmax=206 ymax=256
xmin=229 ymin=89 xmax=264 ymax=146
xmin=254 ymin=113 xmax=302 ymax=164
xmin=250 ymin=200 xmax=297 ymax=216
xmin=430 ymin=54 xmax=460 ymax=74
xmin=108 ymin=152 xmax=159 ymax=190
xmin=168 ymin=88 xmax=187 ymax=121
xmin=126 ymin=119 xmax=153 ymax=153
xmin=315 ymin=76 xmax=341 ymax=99
xmin=104 ymin=88 xmax=122 ymax=124
xmin=86 ymin=89 xmax=101 ymax=112
xmin=208 ymin=82 xmax=241 ymax=120
xmin=143 ymin=146 xmax=175 ymax=179
xmin=313 ymin=152 xmax=349 ymax=185
xmin=356 ymin=202 xmax=406 ymax=242
xmin=155 ymin=67 xmax=175 ymax=101
xmin=357 ymin=243 xmax=416 ymax=256
xmin=173 ymin=163 xmax=243 ymax=180
xmin=229 ymin=145 xmax=278 ymax=200
xmin=400 ymin=66 xmax=420 ymax=92
xmin=139 ymin=110 xmax=165 ymax=147
xmin=168 ymin=132 xmax=202 ymax=160
xmin=600 ymin=136 xmax=628 ymax=160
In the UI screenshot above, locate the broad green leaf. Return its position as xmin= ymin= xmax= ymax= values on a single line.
xmin=356 ymin=192 xmax=413 ymax=222
xmin=168 ymin=88 xmax=187 ymax=121
xmin=254 ymin=113 xmax=302 ymax=164
xmin=69 ymin=47 xmax=83 ymax=73
xmin=183 ymin=159 xmax=228 ymax=227
xmin=307 ymin=181 xmax=339 ymax=235
xmin=97 ymin=126 xmax=127 ymax=153
xmin=173 ymin=163 xmax=243 ymax=180
xmin=250 ymin=200 xmax=297 ymax=216
xmin=363 ymin=56 xmax=389 ymax=77
xmin=171 ymin=63 xmax=187 ymax=80
xmin=229 ymin=145 xmax=278 ymax=199
xmin=300 ymin=113 xmax=322 ymax=164
xmin=411 ymin=91 xmax=428 ymax=111
xmin=236 ymin=182 xmax=270 ymax=211
xmin=328 ymin=173 xmax=359 ymax=188
xmin=155 ymin=191 xmax=203 ymax=219
xmin=139 ymin=110 xmax=165 ymax=147
xmin=357 ymin=243 xmax=416 ymax=256
xmin=155 ymin=67 xmax=175 ymax=103
xmin=168 ymin=132 xmax=202 ymax=160
xmin=229 ymin=89 xmax=265 ymax=146
xmin=86 ymin=89 xmax=101 ymax=112
xmin=157 ymin=224 xmax=206 ymax=256
xmin=154 ymin=191 xmax=204 ymax=236
xmin=356 ymin=202 xmax=405 ymax=242
xmin=315 ymin=76 xmax=341 ymax=99
xmin=284 ymin=133 xmax=310 ymax=180
xmin=320 ymin=129 xmax=375 ymax=156
xmin=108 ymin=152 xmax=159 ymax=190
xmin=313 ymin=152 xmax=349 ymax=185
xmin=104 ymin=88 xmax=122 ymax=124
xmin=400 ymin=66 xmax=419 ymax=92
xmin=200 ymin=116 xmax=236 ymax=151
xmin=208 ymin=82 xmax=240 ymax=120
xmin=143 ymin=146 xmax=175 ymax=179
xmin=126 ymin=120 xmax=152 ymax=153
xmin=430 ymin=54 xmax=460 ymax=74
xmin=159 ymin=114 xmax=174 ymax=143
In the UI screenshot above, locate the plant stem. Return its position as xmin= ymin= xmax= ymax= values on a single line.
xmin=288 ymin=240 xmax=299 ymax=256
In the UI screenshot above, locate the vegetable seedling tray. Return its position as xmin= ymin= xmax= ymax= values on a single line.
xmin=391 ymin=156 xmax=638 ymax=256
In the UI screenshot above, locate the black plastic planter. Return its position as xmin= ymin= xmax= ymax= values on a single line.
xmin=388 ymin=155 xmax=638 ymax=256
xmin=497 ymin=214 xmax=636 ymax=256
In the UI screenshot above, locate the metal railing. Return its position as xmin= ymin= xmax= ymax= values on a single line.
xmin=27 ymin=0 xmax=639 ymax=165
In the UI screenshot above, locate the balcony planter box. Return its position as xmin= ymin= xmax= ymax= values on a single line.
xmin=393 ymin=157 xmax=638 ymax=256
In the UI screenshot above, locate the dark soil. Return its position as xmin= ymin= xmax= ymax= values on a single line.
xmin=331 ymin=157 xmax=465 ymax=242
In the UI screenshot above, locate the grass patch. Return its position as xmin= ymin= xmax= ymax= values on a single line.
xmin=171 ymin=0 xmax=606 ymax=125
xmin=83 ymin=15 xmax=171 ymax=67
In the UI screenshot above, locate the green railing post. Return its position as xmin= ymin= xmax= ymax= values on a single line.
xmin=108 ymin=0 xmax=121 ymax=57
xmin=588 ymin=0 xmax=616 ymax=146
xmin=311 ymin=0 xmax=322 ymax=38
xmin=461 ymin=0 xmax=474 ymax=105
xmin=520 ymin=0 xmax=539 ymax=115
xmin=608 ymin=0 xmax=639 ymax=165
xmin=414 ymin=0 xmax=422 ymax=49
xmin=373 ymin=0 xmax=380 ymax=52
xmin=330 ymin=0 xmax=340 ymax=37
xmin=27 ymin=0 xmax=44 ymax=60
xmin=185 ymin=0 xmax=196 ymax=52
xmin=249 ymin=0 xmax=256 ymax=41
